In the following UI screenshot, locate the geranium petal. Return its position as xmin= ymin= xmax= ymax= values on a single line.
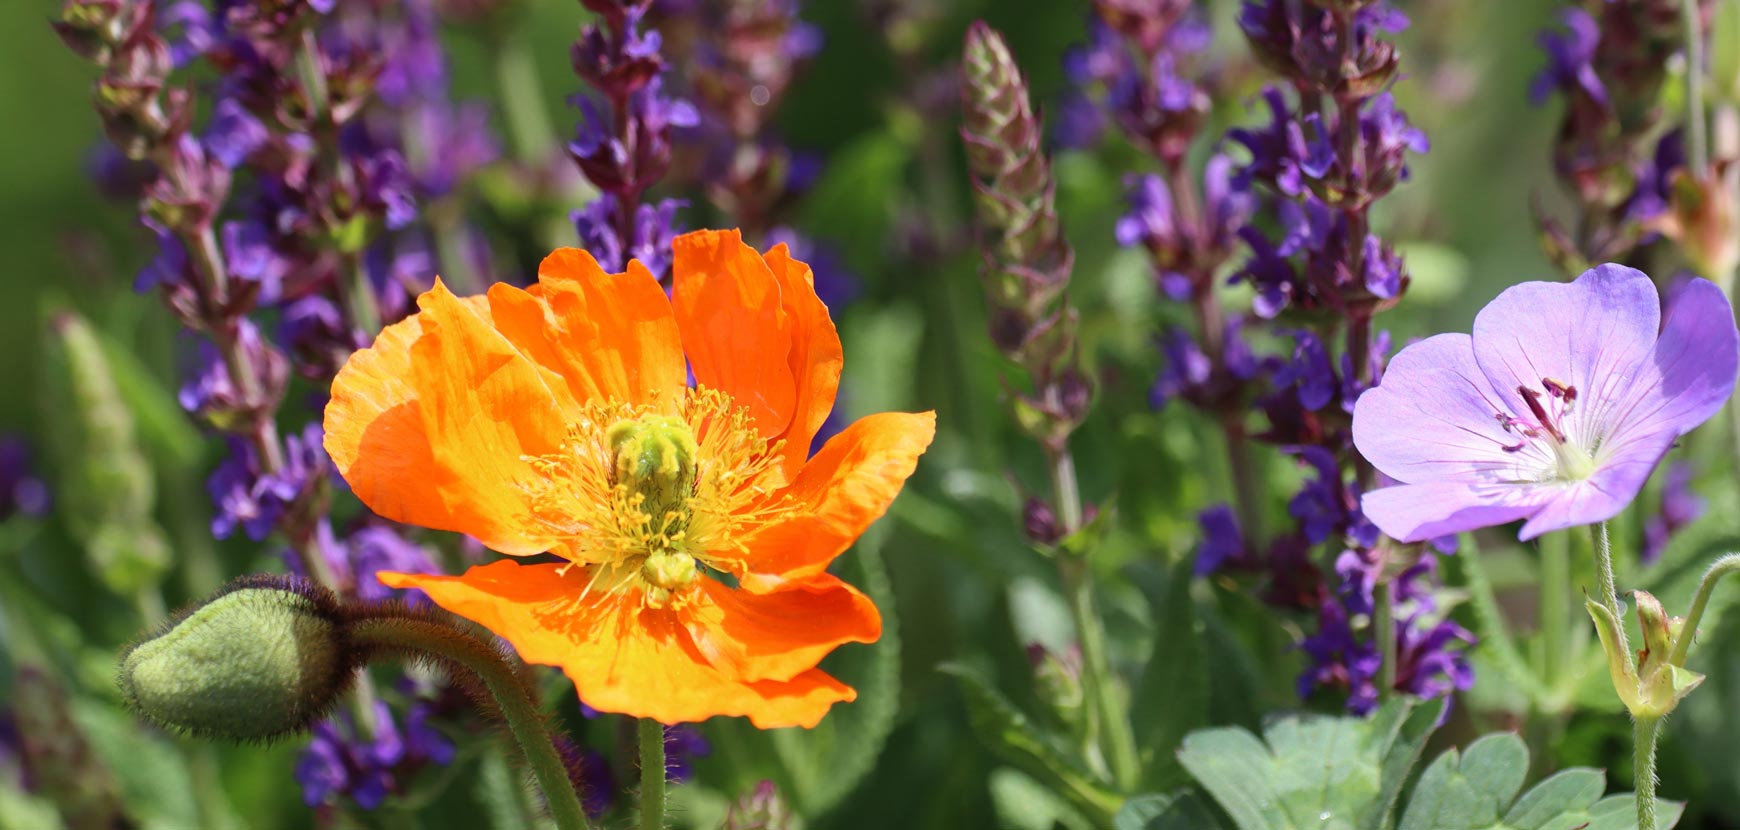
xmin=1361 ymin=481 xmax=1547 ymax=542
xmin=763 ymin=242 xmax=844 ymax=479
xmin=672 ymin=230 xmax=798 ymax=439
xmin=688 ymin=575 xmax=879 ymax=684
xmin=1470 ymin=264 xmax=1660 ymax=445
xmin=1600 ymin=277 xmax=1740 ymax=453
xmin=486 ymin=250 xmax=686 ymax=408
xmin=740 ymin=411 xmax=935 ymax=591
xmin=325 ymin=281 xmax=564 ymax=555
xmin=1353 ymin=333 xmax=1540 ymax=484
xmin=380 ymin=562 xmax=856 ymax=729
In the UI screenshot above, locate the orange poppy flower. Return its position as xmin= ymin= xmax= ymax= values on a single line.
xmin=323 ymin=229 xmax=934 ymax=728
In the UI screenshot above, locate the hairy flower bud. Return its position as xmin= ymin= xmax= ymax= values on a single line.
xmin=1586 ymin=590 xmax=1704 ymax=720
xmin=119 ymin=576 xmax=357 ymax=740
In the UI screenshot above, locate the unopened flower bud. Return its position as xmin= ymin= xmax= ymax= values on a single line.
xmin=723 ymin=780 xmax=795 ymax=830
xmin=1653 ymin=166 xmax=1740 ymax=281
xmin=1586 ymin=590 xmax=1704 ymax=719
xmin=119 ymin=576 xmax=357 ymax=740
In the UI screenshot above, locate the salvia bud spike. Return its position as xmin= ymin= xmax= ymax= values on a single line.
xmin=118 ymin=575 xmax=356 ymax=741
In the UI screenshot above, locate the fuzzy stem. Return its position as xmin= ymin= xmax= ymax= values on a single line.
xmin=348 ymin=616 xmax=590 ymax=830
xmin=1669 ymin=552 xmax=1740 ymax=666
xmin=1591 ymin=521 xmax=1624 ymax=623
xmin=1047 ymin=446 xmax=1140 ymax=790
xmin=638 ymin=719 xmax=667 ymax=830
xmin=1686 ymin=0 xmax=1710 ymax=171
xmin=1634 ymin=716 xmax=1662 ymax=830
xmin=1540 ymin=530 xmax=1571 ymax=686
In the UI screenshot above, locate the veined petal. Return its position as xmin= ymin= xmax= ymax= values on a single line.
xmin=1352 ymin=333 xmax=1534 ymax=484
xmin=325 ymin=281 xmax=563 ymax=555
xmin=1470 ymin=264 xmax=1659 ymax=446
xmin=763 ymin=243 xmax=844 ymax=479
xmin=1600 ymin=277 xmax=1740 ymax=454
xmin=1361 ymin=481 xmax=1547 ymax=542
xmin=740 ymin=411 xmax=936 ymax=591
xmin=672 ymin=230 xmax=798 ymax=439
xmin=688 ymin=575 xmax=880 ymax=684
xmin=380 ymin=563 xmax=856 ymax=729
xmin=486 ymin=249 xmax=686 ymax=408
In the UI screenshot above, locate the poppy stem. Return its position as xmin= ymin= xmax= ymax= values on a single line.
xmin=347 ymin=615 xmax=592 ymax=830
xmin=1634 ymin=715 xmax=1662 ymax=830
xmin=638 ymin=718 xmax=667 ymax=830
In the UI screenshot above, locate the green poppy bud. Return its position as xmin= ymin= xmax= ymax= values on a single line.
xmin=119 ymin=576 xmax=356 ymax=740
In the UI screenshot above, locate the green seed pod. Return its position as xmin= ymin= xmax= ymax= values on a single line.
xmin=39 ymin=309 xmax=170 ymax=595
xmin=119 ymin=576 xmax=356 ymax=741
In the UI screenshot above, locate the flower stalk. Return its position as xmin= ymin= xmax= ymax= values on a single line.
xmin=638 ymin=718 xmax=667 ymax=830
xmin=1635 ymin=716 xmax=1662 ymax=830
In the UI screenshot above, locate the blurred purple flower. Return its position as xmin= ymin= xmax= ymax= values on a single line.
xmin=296 ymin=700 xmax=453 ymax=809
xmin=1531 ymin=8 xmax=1606 ymax=106
xmin=765 ymin=227 xmax=859 ymax=309
xmin=1274 ymin=329 xmax=1335 ymax=411
xmin=1355 ymin=265 xmax=1739 ymax=542
xmin=664 ymin=725 xmax=712 ymax=782
xmin=0 ymin=438 xmax=51 ymax=521
xmin=208 ymin=423 xmax=328 ymax=542
xmin=572 ymin=196 xmax=687 ymax=277
xmin=1643 ymin=461 xmax=1705 ymax=564
xmin=179 ymin=320 xmax=289 ymax=423
xmin=1195 ymin=504 xmax=1244 ymax=575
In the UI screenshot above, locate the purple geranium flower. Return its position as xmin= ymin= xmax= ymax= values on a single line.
xmin=1353 ymin=264 xmax=1739 ymax=541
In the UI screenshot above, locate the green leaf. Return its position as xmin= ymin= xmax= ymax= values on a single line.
xmin=1115 ymin=792 xmax=1228 ymax=830
xmin=1129 ymin=558 xmax=1207 ymax=789
xmin=1176 ymin=698 xmax=1443 ymax=830
xmin=1396 ymin=731 xmax=1681 ymax=830
xmin=990 ymin=768 xmax=1092 ymax=830
xmin=938 ymin=662 xmax=1124 ymax=824
xmin=767 ymin=542 xmax=903 ymax=815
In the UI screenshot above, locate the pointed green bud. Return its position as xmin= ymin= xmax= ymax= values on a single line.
xmin=1587 ymin=592 xmax=1706 ymax=720
xmin=119 ymin=576 xmax=356 ymax=740
xmin=40 ymin=310 xmax=170 ymax=594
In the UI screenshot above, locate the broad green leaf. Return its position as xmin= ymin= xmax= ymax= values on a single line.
xmin=938 ymin=662 xmax=1123 ymax=824
xmin=70 ymin=699 xmax=218 ymax=830
xmin=1130 ymin=558 xmax=1207 ymax=789
xmin=0 ymin=786 xmax=65 ymax=830
xmin=1177 ymin=698 xmax=1443 ymax=830
xmin=1397 ymin=731 xmax=1681 ymax=830
xmin=1115 ymin=792 xmax=1228 ymax=830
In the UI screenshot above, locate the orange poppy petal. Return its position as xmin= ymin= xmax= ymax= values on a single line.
xmin=671 ymin=229 xmax=797 ymax=438
xmin=380 ymin=562 xmax=856 ymax=728
xmin=485 ymin=249 xmax=686 ymax=408
xmin=687 ymin=574 xmax=879 ymax=684
xmin=324 ymin=281 xmax=565 ymax=555
xmin=762 ymin=243 xmax=844 ymax=480
xmin=740 ymin=411 xmax=936 ymax=591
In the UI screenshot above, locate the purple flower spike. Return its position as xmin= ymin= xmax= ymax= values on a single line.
xmin=1354 ymin=265 xmax=1740 ymax=542
xmin=1531 ymin=8 xmax=1606 ymax=106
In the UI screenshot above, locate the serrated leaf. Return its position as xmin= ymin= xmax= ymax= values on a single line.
xmin=938 ymin=662 xmax=1123 ymax=824
xmin=1397 ymin=731 xmax=1680 ymax=830
xmin=1177 ymin=698 xmax=1442 ymax=830
xmin=1115 ymin=792 xmax=1228 ymax=830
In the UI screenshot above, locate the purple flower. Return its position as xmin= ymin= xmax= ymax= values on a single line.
xmin=1195 ymin=504 xmax=1244 ymax=575
xmin=348 ymin=525 xmax=439 ymax=604
xmin=1643 ymin=461 xmax=1705 ymax=564
xmin=1531 ymin=8 xmax=1606 ymax=106
xmin=764 ymin=227 xmax=859 ymax=309
xmin=1150 ymin=327 xmax=1211 ymax=409
xmin=1290 ymin=446 xmax=1347 ymax=545
xmin=1228 ymin=87 xmax=1308 ymax=196
xmin=179 ymin=320 xmax=289 ymax=423
xmin=205 ymin=97 xmax=269 ymax=168
xmin=0 ymin=438 xmax=50 ymax=521
xmin=663 ymin=725 xmax=711 ymax=782
xmin=295 ymin=700 xmax=453 ymax=809
xmin=572 ymin=196 xmax=687 ymax=277
xmin=1274 ymin=329 xmax=1335 ymax=411
xmin=208 ymin=423 xmax=328 ymax=542
xmin=1353 ymin=265 xmax=1739 ymax=542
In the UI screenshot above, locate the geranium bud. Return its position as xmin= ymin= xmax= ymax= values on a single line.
xmin=1586 ymin=591 xmax=1704 ymax=720
xmin=119 ymin=576 xmax=357 ymax=740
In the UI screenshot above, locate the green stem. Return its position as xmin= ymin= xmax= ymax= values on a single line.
xmin=1669 ymin=552 xmax=1740 ymax=666
xmin=494 ymin=34 xmax=558 ymax=164
xmin=1686 ymin=0 xmax=1710 ymax=171
xmin=1046 ymin=446 xmax=1140 ymax=791
xmin=337 ymin=250 xmax=383 ymax=336
xmin=1635 ymin=716 xmax=1662 ymax=830
xmin=349 ymin=616 xmax=590 ymax=830
xmin=1591 ymin=522 xmax=1624 ymax=623
xmin=1457 ymin=534 xmax=1552 ymax=703
xmin=638 ymin=719 xmax=667 ymax=830
xmin=1374 ymin=580 xmax=1396 ymax=700
xmin=1540 ymin=531 xmax=1571 ymax=686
